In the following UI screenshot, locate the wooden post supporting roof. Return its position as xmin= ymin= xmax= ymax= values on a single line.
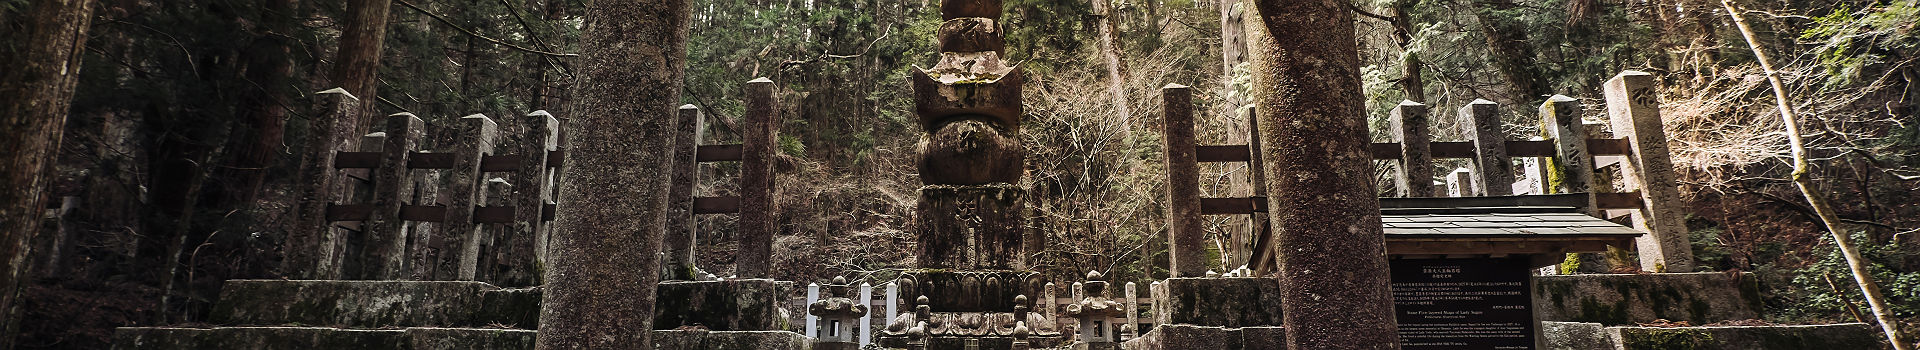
xmin=1391 ymin=101 xmax=1434 ymax=197
xmin=1161 ymin=84 xmax=1205 ymax=278
xmin=738 ymin=78 xmax=778 ymax=278
xmin=1461 ymin=99 xmax=1512 ymax=196
xmin=1604 ymin=70 xmax=1694 ymax=273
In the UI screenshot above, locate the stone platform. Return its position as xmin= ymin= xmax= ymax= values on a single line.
xmin=112 ymin=327 xmax=538 ymax=350
xmin=1120 ymin=324 xmax=1286 ymax=350
xmin=1150 ymin=277 xmax=1283 ymax=328
xmin=1542 ymin=321 xmax=1888 ymax=350
xmin=1533 ymin=272 xmax=1761 ymax=325
xmin=654 ymin=329 xmax=812 ymax=349
xmin=208 ymin=279 xmax=540 ymax=328
xmin=114 ymin=327 xmax=815 ymax=350
xmin=114 ymin=279 xmax=810 ymax=349
xmin=654 ymin=279 xmax=792 ymax=331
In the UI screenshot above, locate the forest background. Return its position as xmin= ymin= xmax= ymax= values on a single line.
xmin=4 ymin=0 xmax=1919 ymax=347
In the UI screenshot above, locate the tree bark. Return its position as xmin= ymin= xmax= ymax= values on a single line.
xmin=1719 ymin=1 xmax=1910 ymax=348
xmin=0 ymin=0 xmax=97 ymax=348
xmin=535 ymin=0 xmax=689 ymax=347
xmin=1248 ymin=0 xmax=1400 ymax=348
xmin=211 ymin=0 xmax=298 ymax=212
xmin=1092 ymin=0 xmax=1132 ymax=135
xmin=1469 ymin=0 xmax=1550 ymax=102
xmin=332 ymin=0 xmax=396 ymax=135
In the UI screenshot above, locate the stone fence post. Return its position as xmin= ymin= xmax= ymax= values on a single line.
xmin=1604 ymin=70 xmax=1693 ymax=273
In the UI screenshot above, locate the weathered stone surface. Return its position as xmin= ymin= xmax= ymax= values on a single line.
xmin=405 ymin=328 xmax=537 ymax=350
xmin=1161 ymin=85 xmax=1206 ymax=278
xmin=896 ymin=270 xmax=1044 ymax=312
xmin=112 ymin=327 xmax=540 ymax=350
xmin=737 ymin=78 xmax=779 ymax=278
xmin=912 ymin=67 xmax=1023 ymax=130
xmin=1609 ymin=323 xmax=1887 ymax=350
xmin=476 ymin=287 xmax=542 ymax=328
xmin=914 ymin=185 xmax=1026 ymax=269
xmin=1542 ymin=321 xmax=1614 ymax=350
xmin=651 ymin=330 xmax=811 ymax=349
xmin=1390 ymin=100 xmax=1434 ymax=198
xmin=1120 ymin=325 xmax=1287 ymax=350
xmin=1533 ymin=272 xmax=1762 ymax=325
xmin=918 ymin=119 xmax=1023 ymax=185
xmin=113 ymin=327 xmax=407 ymax=350
xmin=1150 ymin=278 xmax=1284 ymax=328
xmin=209 ymin=280 xmax=500 ymax=328
xmin=653 ymin=279 xmax=785 ymax=331
xmin=1604 ymin=70 xmax=1694 ymax=273
xmin=937 ymin=18 xmax=1004 ymax=53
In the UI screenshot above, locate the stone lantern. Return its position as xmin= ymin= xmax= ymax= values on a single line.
xmin=1064 ymin=271 xmax=1126 ymax=346
xmin=808 ymin=276 xmax=869 ymax=347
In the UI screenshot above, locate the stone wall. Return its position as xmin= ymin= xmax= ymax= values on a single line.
xmin=1533 ymin=273 xmax=1761 ymax=325
xmin=1151 ymin=278 xmax=1284 ymax=328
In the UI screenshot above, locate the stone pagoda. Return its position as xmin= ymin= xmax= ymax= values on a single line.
xmin=877 ymin=0 xmax=1063 ymax=347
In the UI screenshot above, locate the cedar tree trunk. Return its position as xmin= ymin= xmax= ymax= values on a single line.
xmin=535 ymin=0 xmax=690 ymax=347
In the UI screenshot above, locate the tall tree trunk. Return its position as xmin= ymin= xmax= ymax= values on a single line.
xmin=0 ymin=0 xmax=97 ymax=348
xmin=1221 ymin=0 xmax=1247 ymax=109
xmin=1387 ymin=0 xmax=1425 ymax=102
xmin=211 ymin=0 xmax=299 ymax=215
xmin=333 ymin=0 xmax=397 ymax=135
xmin=1092 ymin=0 xmax=1131 ymax=135
xmin=535 ymin=0 xmax=689 ymax=347
xmin=1248 ymin=0 xmax=1400 ymax=348
xmin=1719 ymin=1 xmax=1910 ymax=348
xmin=1470 ymin=0 xmax=1550 ymax=102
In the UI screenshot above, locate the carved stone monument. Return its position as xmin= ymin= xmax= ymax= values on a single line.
xmin=878 ymin=0 xmax=1063 ymax=347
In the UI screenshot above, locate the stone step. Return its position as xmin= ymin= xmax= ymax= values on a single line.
xmin=208 ymin=280 xmax=539 ymax=328
xmin=112 ymin=327 xmax=536 ymax=350
xmin=1543 ymin=321 xmax=1889 ymax=350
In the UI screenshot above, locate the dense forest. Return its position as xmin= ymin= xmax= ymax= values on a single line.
xmin=2 ymin=0 xmax=1918 ymax=347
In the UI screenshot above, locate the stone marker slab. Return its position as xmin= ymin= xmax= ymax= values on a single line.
xmin=1533 ymin=272 xmax=1761 ymax=325
xmin=653 ymin=279 xmax=787 ymax=331
xmin=1150 ymin=278 xmax=1284 ymax=328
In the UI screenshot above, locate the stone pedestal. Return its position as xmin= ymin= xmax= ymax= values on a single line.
xmin=652 ymin=279 xmax=791 ymax=331
xmin=879 ymin=273 xmax=1067 ymax=349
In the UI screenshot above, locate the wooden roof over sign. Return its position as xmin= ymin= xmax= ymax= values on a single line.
xmin=1377 ymin=195 xmax=1641 ymax=256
